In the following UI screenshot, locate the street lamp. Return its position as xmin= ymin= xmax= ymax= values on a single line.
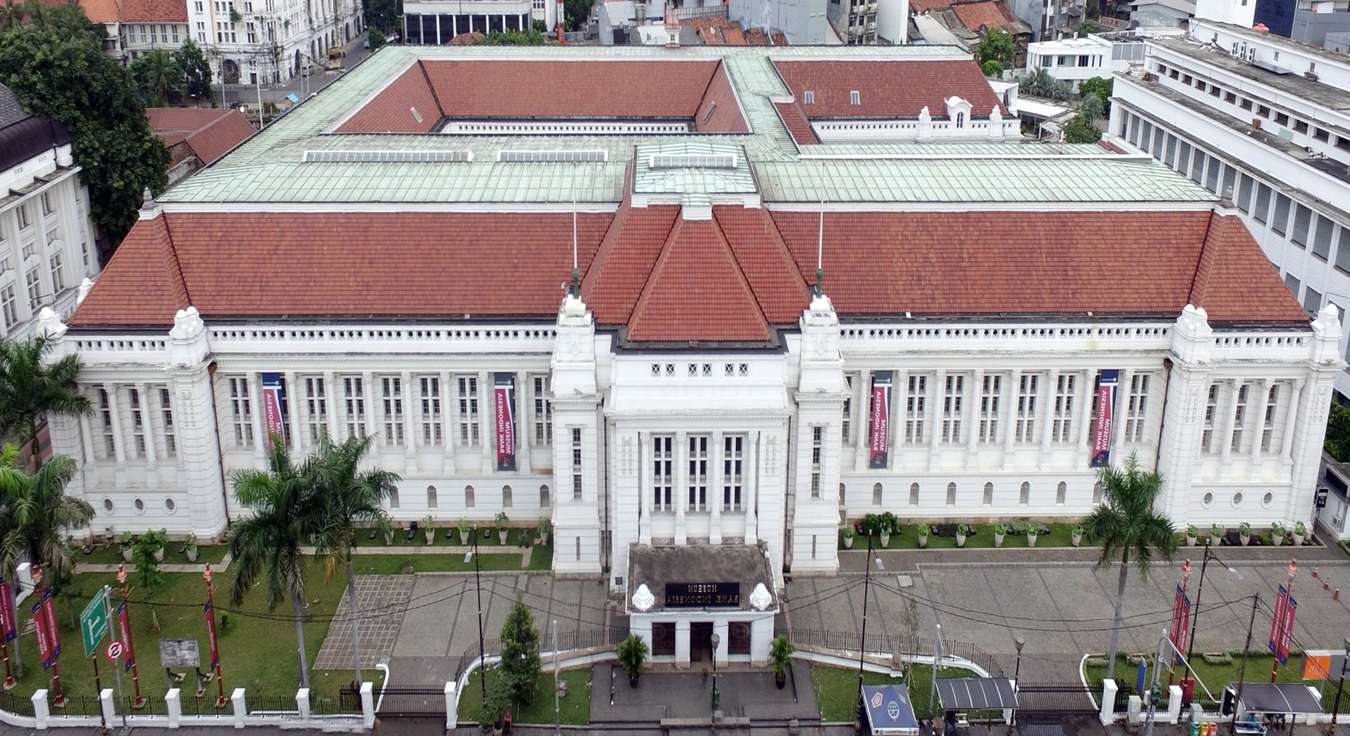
xmin=1012 ymin=638 xmax=1024 ymax=726
xmin=710 ymin=632 xmax=721 ymax=714
xmin=1333 ymin=636 xmax=1350 ymax=725
xmin=1183 ymin=546 xmax=1239 ymax=689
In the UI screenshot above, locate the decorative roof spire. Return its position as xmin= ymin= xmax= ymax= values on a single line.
xmin=814 ymin=201 xmax=824 ymax=297
xmin=570 ymin=199 xmax=580 ymax=298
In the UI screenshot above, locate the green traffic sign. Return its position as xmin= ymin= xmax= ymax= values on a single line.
xmin=80 ymin=588 xmax=109 ymax=658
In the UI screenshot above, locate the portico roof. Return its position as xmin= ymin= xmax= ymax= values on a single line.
xmin=626 ymin=544 xmax=776 ymax=614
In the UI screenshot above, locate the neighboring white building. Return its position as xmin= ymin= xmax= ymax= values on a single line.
xmin=0 ymin=84 xmax=100 ymax=343
xmin=79 ymin=0 xmax=192 ymax=63
xmin=1024 ymin=34 xmax=1141 ymax=88
xmin=402 ymin=0 xmax=552 ymax=43
xmin=186 ymin=0 xmax=363 ymax=85
xmin=45 ymin=46 xmax=1338 ymax=600
xmin=1111 ymin=18 xmax=1350 ymax=399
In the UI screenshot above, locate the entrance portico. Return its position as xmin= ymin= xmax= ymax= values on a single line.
xmin=626 ymin=544 xmax=778 ymax=668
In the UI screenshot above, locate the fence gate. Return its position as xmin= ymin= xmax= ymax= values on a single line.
xmin=376 ymin=687 xmax=445 ymax=718
xmin=1014 ymin=683 xmax=1100 ymax=720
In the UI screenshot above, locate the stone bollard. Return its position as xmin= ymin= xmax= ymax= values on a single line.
xmin=166 ymin=688 xmax=182 ymax=729
xmin=1126 ymin=694 xmax=1142 ymax=724
xmin=444 ymin=681 xmax=457 ymax=730
xmin=99 ymin=688 xmax=116 ymax=726
xmin=1165 ymin=685 xmax=1182 ymax=723
xmin=1099 ymin=679 xmax=1118 ymax=725
xmin=296 ymin=687 xmax=311 ymax=721
xmin=360 ymin=680 xmax=375 ymax=729
xmin=231 ymin=688 xmax=246 ymax=729
xmin=31 ymin=689 xmax=48 ymax=730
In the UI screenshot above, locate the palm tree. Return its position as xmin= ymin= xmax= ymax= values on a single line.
xmin=227 ymin=437 xmax=323 ymax=689
xmin=310 ymin=435 xmax=399 ymax=686
xmin=129 ymin=50 xmax=184 ymax=106
xmin=0 ymin=336 xmax=90 ymax=466
xmin=1083 ymin=453 xmax=1177 ymax=681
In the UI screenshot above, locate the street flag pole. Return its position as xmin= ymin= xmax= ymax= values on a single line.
xmin=114 ymin=565 xmax=145 ymax=709
xmin=203 ymin=564 xmax=227 ymax=708
xmin=1270 ymin=559 xmax=1296 ymax=683
xmin=0 ymin=577 xmax=17 ymax=689
xmin=102 ymin=585 xmax=127 ymax=733
xmin=32 ymin=566 xmax=65 ymax=708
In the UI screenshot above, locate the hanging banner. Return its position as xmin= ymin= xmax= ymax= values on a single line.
xmin=0 ymin=579 xmax=16 ymax=642
xmin=868 ymin=371 xmax=893 ymax=469
xmin=1278 ymin=596 xmax=1297 ymax=665
xmin=117 ymin=601 xmax=136 ymax=673
xmin=1090 ymin=369 xmax=1119 ymax=468
xmin=1269 ymin=583 xmax=1289 ymax=655
xmin=32 ymin=590 xmax=58 ymax=670
xmin=260 ymin=372 xmax=287 ymax=449
xmin=43 ymin=589 xmax=59 ymax=664
xmin=203 ymin=599 xmax=220 ymax=669
xmin=493 ymin=373 xmax=516 ymax=472
xmin=1168 ymin=584 xmax=1191 ymax=660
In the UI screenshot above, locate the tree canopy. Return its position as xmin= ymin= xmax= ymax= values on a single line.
xmin=975 ymin=28 xmax=1014 ymax=70
xmin=474 ymin=29 xmax=546 ymax=44
xmin=0 ymin=2 xmax=167 ymax=245
xmin=363 ymin=0 xmax=401 ymax=33
xmin=565 ymin=0 xmax=591 ymax=30
xmin=178 ymin=39 xmax=213 ymax=101
xmin=1062 ymin=113 xmax=1101 ymax=143
xmin=0 ymin=335 xmax=90 ymax=462
xmin=129 ymin=49 xmax=184 ymax=107
xmin=1079 ymin=76 xmax=1113 ymax=105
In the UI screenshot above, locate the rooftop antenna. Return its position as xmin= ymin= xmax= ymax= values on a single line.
xmin=569 ymin=198 xmax=580 ymax=297
xmin=814 ymin=200 xmax=824 ymax=297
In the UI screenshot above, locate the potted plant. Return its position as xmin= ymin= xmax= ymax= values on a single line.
xmin=1271 ymin=521 xmax=1285 ymax=546
xmin=184 ymin=533 xmax=199 ymax=562
xmin=538 ymin=518 xmax=552 ymax=546
xmin=916 ymin=524 xmax=929 ymax=548
xmin=1293 ymin=521 xmax=1307 ymax=546
xmin=617 ymin=634 xmax=648 ymax=687
xmin=879 ymin=512 xmax=898 ymax=547
xmin=859 ymin=514 xmax=881 ymax=546
xmin=770 ymin=634 xmax=794 ymax=689
xmin=146 ymin=529 xmax=168 ymax=562
xmin=495 ymin=512 xmax=510 ymax=544
xmin=1071 ymin=525 xmax=1084 ymax=548
xmin=1026 ymin=524 xmax=1039 ymax=548
xmin=1185 ymin=525 xmax=1198 ymax=547
xmin=1238 ymin=522 xmax=1252 ymax=546
xmin=119 ymin=532 xmax=136 ymax=562
xmin=993 ymin=523 xmax=1007 ymax=548
xmin=423 ymin=515 xmax=436 ymax=544
xmin=382 ymin=525 xmax=395 ymax=545
xmin=842 ymin=526 xmax=855 ymax=549
xmin=1209 ymin=523 xmax=1224 ymax=545
xmin=459 ymin=521 xmax=471 ymax=545
xmin=955 ymin=524 xmax=970 ymax=548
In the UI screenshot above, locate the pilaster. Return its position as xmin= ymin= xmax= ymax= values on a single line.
xmin=549 ymin=294 xmax=602 ymax=578
xmin=1288 ymin=304 xmax=1342 ymax=524
xmin=167 ymin=307 xmax=229 ymax=535
xmin=1156 ymin=305 xmax=1215 ymax=521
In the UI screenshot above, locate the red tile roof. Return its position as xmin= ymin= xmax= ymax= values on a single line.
xmin=694 ymin=62 xmax=749 ymax=133
xmin=909 ymin=0 xmax=953 ymax=11
xmin=336 ymin=63 xmax=442 ymax=133
xmin=70 ymin=208 xmax=1306 ymax=334
xmin=772 ymin=100 xmax=820 ymax=145
xmin=146 ymin=107 xmax=254 ymax=167
xmin=772 ymin=59 xmax=1006 ymax=120
xmin=951 ymin=0 xmax=1015 ymax=32
xmin=80 ymin=0 xmax=186 ymax=23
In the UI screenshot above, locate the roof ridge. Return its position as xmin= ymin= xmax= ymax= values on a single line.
xmin=416 ymin=59 xmax=448 ymax=120
xmin=708 ymin=208 xmax=775 ymax=327
xmin=1185 ymin=209 xmax=1220 ymax=309
xmin=159 ymin=213 xmax=193 ymax=309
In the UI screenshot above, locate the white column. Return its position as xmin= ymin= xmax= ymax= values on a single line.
xmin=435 ymin=13 xmax=441 ymax=43
xmin=1039 ymin=369 xmax=1059 ymax=457
xmin=745 ymin=431 xmax=758 ymax=544
xmin=1110 ymin=369 xmax=1131 ymax=464
xmin=713 ymin=620 xmax=729 ymax=666
xmin=675 ymin=620 xmax=690 ymax=668
xmin=1003 ymin=369 xmax=1021 ymax=455
xmin=929 ymin=370 xmax=945 ymax=453
xmin=402 ymin=370 xmax=416 ymax=459
xmin=516 ymin=371 xmax=531 ymax=473
xmin=854 ymin=370 xmax=869 ymax=472
xmin=675 ymin=431 xmax=687 ymax=545
xmin=1075 ymin=370 xmax=1093 ymax=448
xmin=324 ymin=372 xmax=340 ymax=441
xmin=1220 ymin=379 xmax=1242 ymax=464
xmin=1281 ymin=380 xmax=1304 ymax=463
xmin=440 ymin=371 xmax=455 ymax=471
xmin=246 ymin=373 xmax=265 ymax=463
xmin=966 ymin=369 xmax=982 ymax=454
xmin=891 ymin=371 xmax=907 ymax=464
xmin=710 ymin=430 xmax=723 ymax=544
xmin=136 ymin=383 xmax=157 ymax=464
xmin=105 ymin=382 xmax=126 ymax=463
xmin=479 ymin=371 xmax=493 ymax=471
xmin=285 ymin=371 xmax=304 ymax=456
xmin=363 ymin=371 xmax=380 ymax=447
xmin=78 ymin=412 xmax=96 ymax=466
xmin=639 ymin=432 xmax=651 ymax=544
xmin=1249 ymin=379 xmax=1270 ymax=462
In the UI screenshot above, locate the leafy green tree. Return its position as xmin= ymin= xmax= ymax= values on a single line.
xmin=228 ymin=438 xmax=323 ymax=689
xmin=132 ymin=528 xmax=167 ymax=592
xmin=1083 ymin=453 xmax=1176 ymax=681
xmin=0 ymin=2 xmax=168 ymax=245
xmin=1326 ymin=401 xmax=1350 ymax=461
xmin=1079 ymin=76 xmax=1113 ymax=105
xmin=1062 ymin=113 xmax=1101 ymax=143
xmin=981 ymin=60 xmax=1004 ymax=77
xmin=1079 ymin=94 xmax=1104 ymax=122
xmin=1075 ymin=19 xmax=1105 ymax=34
xmin=363 ymin=0 xmax=401 ymax=32
xmin=498 ymin=600 xmax=542 ymax=708
xmin=475 ymin=29 xmax=546 ymax=44
xmin=129 ymin=49 xmax=184 ymax=106
xmin=310 ymin=435 xmax=399 ymax=686
xmin=0 ymin=447 xmax=93 ymax=583
xmin=564 ymin=0 xmax=591 ymax=30
xmin=975 ymin=28 xmax=1014 ymax=70
xmin=365 ymin=26 xmax=385 ymax=50
xmin=175 ymin=39 xmax=213 ymax=101
xmin=1019 ymin=67 xmax=1074 ymax=101
xmin=0 ymin=336 xmax=90 ymax=464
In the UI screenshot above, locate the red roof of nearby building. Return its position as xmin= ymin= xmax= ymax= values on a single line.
xmin=908 ymin=0 xmax=953 ymax=11
xmin=950 ymin=0 xmax=1015 ymax=32
xmin=772 ymin=100 xmax=820 ymax=145
xmin=146 ymin=107 xmax=254 ymax=167
xmin=71 ymin=207 xmax=1307 ymax=335
xmin=771 ymin=59 xmax=1006 ymax=120
xmin=79 ymin=0 xmax=187 ymax=23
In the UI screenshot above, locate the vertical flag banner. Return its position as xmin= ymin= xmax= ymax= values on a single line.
xmin=493 ymin=372 xmax=517 ymax=472
xmin=1090 ymin=369 xmax=1119 ymax=468
xmin=868 ymin=371 xmax=894 ymax=469
xmin=32 ymin=600 xmax=51 ymax=670
xmin=1168 ymin=584 xmax=1191 ymax=661
xmin=117 ymin=601 xmax=136 ymax=673
xmin=1269 ymin=583 xmax=1289 ymax=654
xmin=260 ymin=372 xmax=287 ymax=449
xmin=203 ymin=599 xmax=220 ymax=669
xmin=42 ymin=589 xmax=59 ymax=663
xmin=0 ymin=579 xmax=16 ymax=642
xmin=1278 ymin=596 xmax=1297 ymax=665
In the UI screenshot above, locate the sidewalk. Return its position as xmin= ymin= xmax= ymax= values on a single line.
xmin=221 ymin=34 xmax=373 ymax=107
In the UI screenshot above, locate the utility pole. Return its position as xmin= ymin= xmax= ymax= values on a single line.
xmin=1231 ymin=595 xmax=1259 ymax=735
xmin=552 ymin=618 xmax=560 ymax=736
xmin=1143 ymin=629 xmax=1166 ymax=736
xmin=473 ymin=526 xmax=486 ymax=704
xmin=856 ymin=532 xmax=873 ymax=697
xmin=1332 ymin=636 xmax=1349 ymax=725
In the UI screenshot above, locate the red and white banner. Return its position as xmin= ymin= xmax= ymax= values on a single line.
xmin=1168 ymin=584 xmax=1191 ymax=662
xmin=117 ymin=601 xmax=136 ymax=672
xmin=1269 ymin=583 xmax=1289 ymax=657
xmin=204 ymin=599 xmax=220 ymax=669
xmin=33 ymin=590 xmax=58 ymax=670
xmin=868 ymin=372 xmax=893 ymax=469
xmin=493 ymin=373 xmax=516 ymax=472
xmin=1090 ymin=369 xmax=1119 ymax=468
xmin=0 ymin=579 xmax=16 ymax=643
xmin=1278 ymin=596 xmax=1297 ymax=665
xmin=260 ymin=373 xmax=286 ymax=449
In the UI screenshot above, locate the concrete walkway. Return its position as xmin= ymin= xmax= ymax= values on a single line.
xmin=590 ymin=661 xmax=819 ymax=723
xmin=76 ymin=552 xmax=233 ymax=575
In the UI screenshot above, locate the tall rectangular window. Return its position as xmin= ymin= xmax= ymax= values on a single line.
xmin=48 ymin=253 xmax=63 ymax=293
xmin=978 ymin=374 xmax=1001 ymax=444
xmin=96 ymin=387 xmax=115 ymax=459
xmin=158 ymin=387 xmax=175 ymax=457
xmin=25 ymin=268 xmax=40 ymax=310
xmin=1015 ymin=374 xmax=1038 ymax=443
xmin=809 ymin=426 xmax=823 ymax=497
xmin=532 ymin=375 xmax=552 ymax=446
xmin=1254 ymin=183 xmax=1271 ymax=223
xmin=342 ymin=375 xmax=367 ymax=439
xmin=653 ymin=434 xmax=673 ymax=511
xmin=419 ymin=375 xmax=443 ymax=446
xmin=1200 ymin=383 xmax=1220 ymax=453
xmin=904 ymin=375 xmax=927 ymax=445
xmin=128 ymin=387 xmax=146 ymax=458
xmin=941 ymin=374 xmax=965 ymax=444
xmin=571 ymin=428 xmax=583 ymax=500
xmin=722 ymin=434 xmax=744 ymax=511
xmin=1237 ymin=174 xmax=1252 ymax=212
xmin=1261 ymin=384 xmax=1280 ymax=453
xmin=456 ymin=375 xmax=480 ymax=446
xmin=1051 ymin=374 xmax=1076 ymax=443
xmin=1230 ymin=383 xmax=1249 ymax=453
xmin=228 ymin=377 xmax=254 ymax=448
xmin=1 ymin=285 xmax=17 ymax=329
xmin=842 ymin=374 xmax=854 ymax=444
xmin=687 ymin=435 xmax=708 ymax=511
xmin=1313 ymin=215 xmax=1334 ymax=261
xmin=1124 ymin=373 xmax=1149 ymax=443
xmin=381 ymin=376 xmax=404 ymax=445
xmin=304 ymin=376 xmax=327 ymax=445
xmin=1338 ymin=227 xmax=1350 ymax=274
xmin=1292 ymin=205 xmax=1312 ymax=248
xmin=1272 ymin=194 xmax=1291 ymax=235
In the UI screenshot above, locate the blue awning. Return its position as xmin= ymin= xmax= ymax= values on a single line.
xmin=860 ymin=684 xmax=920 ymax=735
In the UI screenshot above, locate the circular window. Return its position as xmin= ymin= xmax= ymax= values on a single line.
xmin=1232 ymin=492 xmax=1244 ymax=507
xmin=1202 ymin=492 xmax=1214 ymax=507
xmin=133 ymin=498 xmax=145 ymax=513
xmin=102 ymin=498 xmax=114 ymax=512
xmin=1262 ymin=492 xmax=1274 ymax=508
xmin=165 ymin=498 xmax=176 ymax=513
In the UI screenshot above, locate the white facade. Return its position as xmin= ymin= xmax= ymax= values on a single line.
xmin=1111 ymin=19 xmax=1350 ymax=398
xmin=186 ymin=0 xmax=363 ymax=85
xmin=0 ymin=144 xmax=99 ymax=342
xmin=1024 ymin=35 xmax=1133 ymax=87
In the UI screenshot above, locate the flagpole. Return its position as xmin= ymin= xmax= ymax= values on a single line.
xmin=33 ymin=566 xmax=64 ymax=708
xmin=115 ymin=565 xmax=145 ymax=708
xmin=0 ymin=577 xmax=15 ymax=689
xmin=204 ymin=564 xmax=226 ymax=708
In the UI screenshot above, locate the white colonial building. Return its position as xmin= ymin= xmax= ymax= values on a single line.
xmin=41 ymin=45 xmax=1338 ymax=603
xmin=187 ymin=0 xmax=364 ymax=84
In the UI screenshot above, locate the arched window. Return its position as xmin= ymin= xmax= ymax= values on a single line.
xmin=388 ymin=487 xmax=400 ymax=509
xmin=956 ymin=112 xmax=966 ymax=128
xmin=427 ymin=485 xmax=438 ymax=509
xmin=1019 ymin=481 xmax=1030 ymax=506
xmin=540 ymin=484 xmax=551 ymax=507
xmin=465 ymin=485 xmax=475 ymax=509
xmin=946 ymin=482 xmax=957 ymax=506
xmin=1056 ymin=481 xmax=1067 ymax=505
xmin=909 ymin=483 xmax=920 ymax=505
xmin=983 ymin=482 xmax=994 ymax=506
xmin=502 ymin=485 xmax=513 ymax=509
xmin=872 ymin=482 xmax=882 ymax=506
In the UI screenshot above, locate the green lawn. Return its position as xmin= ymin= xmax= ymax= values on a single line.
xmin=811 ymin=663 xmax=976 ymax=721
xmin=457 ymin=666 xmax=591 ymax=725
xmin=1085 ymin=653 xmax=1348 ymax=712
xmin=78 ymin=544 xmax=231 ymax=567
xmin=351 ymin=553 xmax=523 ymax=575
xmin=527 ymin=543 xmax=553 ymax=571
xmin=841 ymin=523 xmax=1085 ymax=551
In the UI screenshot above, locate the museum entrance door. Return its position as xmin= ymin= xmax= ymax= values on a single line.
xmin=690 ymin=621 xmax=713 ymax=663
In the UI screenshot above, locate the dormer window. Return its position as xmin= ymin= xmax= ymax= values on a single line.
xmin=849 ymin=90 xmax=861 ymax=105
xmin=803 ymin=90 xmax=814 ymax=104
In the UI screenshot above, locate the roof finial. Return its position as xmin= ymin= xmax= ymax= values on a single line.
xmin=569 ymin=198 xmax=580 ymax=298
xmin=814 ymin=200 xmax=824 ymax=297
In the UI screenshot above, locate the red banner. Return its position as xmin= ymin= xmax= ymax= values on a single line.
xmin=1278 ymin=596 xmax=1297 ymax=665
xmin=117 ymin=601 xmax=136 ymax=672
xmin=31 ymin=600 xmax=50 ymax=669
xmin=868 ymin=372 xmax=893 ymax=469
xmin=1269 ymin=584 xmax=1288 ymax=655
xmin=0 ymin=579 xmax=16 ymax=642
xmin=1169 ymin=584 xmax=1191 ymax=659
xmin=204 ymin=599 xmax=220 ymax=668
xmin=493 ymin=373 xmax=516 ymax=472
xmin=260 ymin=373 xmax=286 ymax=449
xmin=42 ymin=591 xmax=59 ymax=663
